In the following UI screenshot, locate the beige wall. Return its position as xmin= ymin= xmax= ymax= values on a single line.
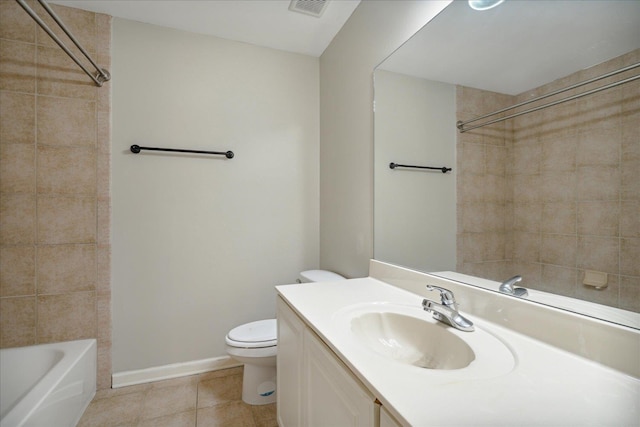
xmin=112 ymin=19 xmax=320 ymax=372
xmin=0 ymin=1 xmax=112 ymax=389
xmin=457 ymin=50 xmax=640 ymax=312
xmin=319 ymin=0 xmax=451 ymax=278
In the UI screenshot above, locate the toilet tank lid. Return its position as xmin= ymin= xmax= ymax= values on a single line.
xmin=299 ymin=269 xmax=346 ymax=283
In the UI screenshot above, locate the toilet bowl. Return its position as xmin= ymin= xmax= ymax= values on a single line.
xmin=225 ymin=270 xmax=346 ymax=405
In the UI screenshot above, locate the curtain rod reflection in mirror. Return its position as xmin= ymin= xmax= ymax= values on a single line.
xmin=457 ymin=62 xmax=640 ymax=133
xmin=16 ymin=0 xmax=111 ymax=87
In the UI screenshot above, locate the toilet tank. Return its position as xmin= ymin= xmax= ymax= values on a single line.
xmin=298 ymin=270 xmax=346 ymax=283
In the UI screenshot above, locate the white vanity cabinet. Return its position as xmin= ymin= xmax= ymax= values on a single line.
xmin=277 ymin=296 xmax=380 ymax=427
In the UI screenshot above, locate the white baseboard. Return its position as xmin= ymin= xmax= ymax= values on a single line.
xmin=112 ymin=355 xmax=242 ymax=388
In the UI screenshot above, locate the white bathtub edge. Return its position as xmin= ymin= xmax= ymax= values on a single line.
xmin=112 ymin=355 xmax=242 ymax=388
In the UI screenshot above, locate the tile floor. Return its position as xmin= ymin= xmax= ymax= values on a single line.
xmin=78 ymin=367 xmax=277 ymax=427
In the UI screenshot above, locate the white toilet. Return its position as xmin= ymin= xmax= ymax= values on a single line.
xmin=225 ymin=270 xmax=346 ymax=405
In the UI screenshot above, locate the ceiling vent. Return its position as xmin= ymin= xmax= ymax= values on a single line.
xmin=288 ymin=0 xmax=329 ymax=18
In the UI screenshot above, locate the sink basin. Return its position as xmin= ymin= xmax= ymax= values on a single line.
xmin=333 ymin=302 xmax=516 ymax=378
xmin=351 ymin=312 xmax=475 ymax=369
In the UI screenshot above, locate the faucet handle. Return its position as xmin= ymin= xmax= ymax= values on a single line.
xmin=426 ymin=285 xmax=457 ymax=308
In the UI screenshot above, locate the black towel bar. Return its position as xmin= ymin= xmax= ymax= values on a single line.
xmin=389 ymin=162 xmax=451 ymax=173
xmin=130 ymin=145 xmax=234 ymax=159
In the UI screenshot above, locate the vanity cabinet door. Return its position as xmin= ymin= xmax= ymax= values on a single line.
xmin=303 ymin=328 xmax=377 ymax=427
xmin=380 ymin=406 xmax=403 ymax=427
xmin=277 ymin=297 xmax=306 ymax=427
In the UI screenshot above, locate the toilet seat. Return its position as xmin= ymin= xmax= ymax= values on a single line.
xmin=226 ymin=319 xmax=277 ymax=348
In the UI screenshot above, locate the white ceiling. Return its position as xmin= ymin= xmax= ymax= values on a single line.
xmin=50 ymin=0 xmax=361 ymax=57
xmin=379 ymin=0 xmax=640 ymax=95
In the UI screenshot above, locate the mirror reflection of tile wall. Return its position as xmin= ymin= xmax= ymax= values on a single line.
xmin=456 ymin=49 xmax=639 ymax=312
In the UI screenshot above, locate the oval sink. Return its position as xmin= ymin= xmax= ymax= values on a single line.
xmin=333 ymin=302 xmax=516 ymax=379
xmin=351 ymin=312 xmax=475 ymax=370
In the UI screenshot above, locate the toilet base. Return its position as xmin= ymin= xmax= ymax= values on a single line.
xmin=242 ymin=363 xmax=276 ymax=405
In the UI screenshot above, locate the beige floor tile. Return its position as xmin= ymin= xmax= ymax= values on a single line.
xmin=77 ymin=392 xmax=144 ymax=427
xmin=251 ymin=403 xmax=277 ymax=427
xmin=140 ymin=378 xmax=197 ymax=420
xmin=197 ymin=372 xmax=243 ymax=408
xmin=197 ymin=402 xmax=256 ymax=427
xmin=138 ymin=410 xmax=196 ymax=427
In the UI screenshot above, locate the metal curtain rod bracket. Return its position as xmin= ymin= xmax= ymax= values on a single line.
xmin=16 ymin=0 xmax=110 ymax=87
xmin=389 ymin=162 xmax=452 ymax=173
xmin=130 ymin=145 xmax=235 ymax=159
xmin=456 ymin=62 xmax=640 ymax=133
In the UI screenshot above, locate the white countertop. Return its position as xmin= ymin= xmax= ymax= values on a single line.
xmin=277 ymin=277 xmax=640 ymax=426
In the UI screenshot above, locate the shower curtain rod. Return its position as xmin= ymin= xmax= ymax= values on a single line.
xmin=16 ymin=0 xmax=110 ymax=87
xmin=456 ymin=62 xmax=640 ymax=133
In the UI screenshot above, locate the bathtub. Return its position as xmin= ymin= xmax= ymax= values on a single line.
xmin=0 ymin=339 xmax=96 ymax=427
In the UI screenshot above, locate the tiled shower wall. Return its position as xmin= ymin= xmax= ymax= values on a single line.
xmin=457 ymin=50 xmax=639 ymax=312
xmin=0 ymin=0 xmax=112 ymax=388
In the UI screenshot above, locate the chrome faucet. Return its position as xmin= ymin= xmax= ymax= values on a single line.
xmin=499 ymin=275 xmax=528 ymax=297
xmin=422 ymin=285 xmax=474 ymax=332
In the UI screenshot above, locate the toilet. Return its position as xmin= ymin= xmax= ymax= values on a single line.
xmin=225 ymin=270 xmax=346 ymax=405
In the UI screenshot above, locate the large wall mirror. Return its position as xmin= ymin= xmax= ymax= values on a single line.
xmin=374 ymin=0 xmax=640 ymax=328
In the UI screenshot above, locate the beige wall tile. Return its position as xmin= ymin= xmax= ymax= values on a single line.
xmin=37 ymin=290 xmax=96 ymax=342
xmin=34 ymin=2 xmax=96 ymax=53
xmin=620 ymin=201 xmax=639 ymax=238
xmin=540 ymin=172 xmax=576 ymax=202
xmin=577 ymin=236 xmax=619 ymax=274
xmin=36 ymin=45 xmax=97 ymax=99
xmin=540 ymin=265 xmax=576 ymax=297
xmin=513 ymin=232 xmax=539 ymax=262
xmin=485 ymin=144 xmax=506 ymax=176
xmin=0 ymin=0 xmax=36 ymax=43
xmin=577 ymin=201 xmax=619 ymax=237
xmin=37 ymin=244 xmax=96 ymax=294
xmin=577 ymin=128 xmax=621 ymax=167
xmin=577 ymin=86 xmax=621 ymax=131
xmin=513 ymin=203 xmax=541 ymax=233
xmin=97 ymin=199 xmax=110 ymax=244
xmin=512 ymin=174 xmax=540 ymax=203
xmin=621 ymin=156 xmax=639 ymax=201
xmin=36 ymin=96 xmax=96 ymax=147
xmin=620 ymin=238 xmax=640 ymax=277
xmin=97 ymin=342 xmax=111 ymax=390
xmin=96 ymin=244 xmax=110 ymax=294
xmin=0 ymin=245 xmax=35 ymax=297
xmin=37 ymin=145 xmax=96 ymax=195
xmin=541 ymin=135 xmax=576 ymax=172
xmin=37 ymin=195 xmax=96 ymax=244
xmin=619 ymin=275 xmax=640 ymax=313
xmin=96 ymin=292 xmax=111 ymax=344
xmin=0 ymin=193 xmax=35 ymax=244
xmin=0 ymin=143 xmax=35 ymax=193
xmin=0 ymin=296 xmax=36 ymax=347
xmin=512 ymin=143 xmax=540 ymax=175
xmin=576 ymin=166 xmax=619 ymax=201
xmin=541 ymin=202 xmax=575 ymax=234
xmin=540 ymin=234 xmax=576 ymax=267
xmin=0 ymin=39 xmax=36 ymax=92
xmin=95 ymin=14 xmax=112 ymax=55
xmin=458 ymin=142 xmax=484 ymax=175
xmin=0 ymin=91 xmax=35 ymax=144
xmin=96 ymin=151 xmax=110 ymax=199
